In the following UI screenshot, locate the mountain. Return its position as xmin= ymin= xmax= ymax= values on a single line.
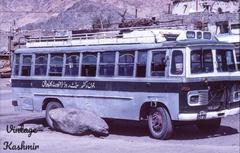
xmin=0 ymin=0 xmax=171 ymax=50
xmin=0 ymin=0 xmax=171 ymax=31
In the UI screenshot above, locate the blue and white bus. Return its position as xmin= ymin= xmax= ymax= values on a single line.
xmin=11 ymin=29 xmax=240 ymax=139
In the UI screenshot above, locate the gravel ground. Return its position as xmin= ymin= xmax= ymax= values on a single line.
xmin=0 ymin=78 xmax=239 ymax=153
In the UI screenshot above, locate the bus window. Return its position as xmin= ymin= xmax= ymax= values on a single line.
xmin=65 ymin=53 xmax=79 ymax=76
xmin=81 ymin=53 xmax=97 ymax=76
xmin=21 ymin=55 xmax=32 ymax=76
xmin=171 ymin=50 xmax=183 ymax=75
xmin=235 ymin=48 xmax=240 ymax=70
xmin=216 ymin=50 xmax=236 ymax=72
xmin=151 ymin=51 xmax=166 ymax=76
xmin=191 ymin=50 xmax=213 ymax=74
xmin=49 ymin=54 xmax=63 ymax=76
xmin=136 ymin=51 xmax=147 ymax=77
xmin=35 ymin=54 xmax=48 ymax=76
xmin=14 ymin=54 xmax=20 ymax=76
xmin=99 ymin=52 xmax=115 ymax=76
xmin=118 ymin=52 xmax=134 ymax=76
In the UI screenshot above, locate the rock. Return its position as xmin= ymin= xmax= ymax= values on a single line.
xmin=49 ymin=108 xmax=109 ymax=136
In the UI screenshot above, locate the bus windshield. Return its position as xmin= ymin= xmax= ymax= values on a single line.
xmin=191 ymin=49 xmax=237 ymax=74
xmin=216 ymin=49 xmax=236 ymax=72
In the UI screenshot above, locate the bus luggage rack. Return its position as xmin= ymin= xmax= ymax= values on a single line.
xmin=26 ymin=30 xmax=161 ymax=48
xmin=25 ymin=28 xmax=212 ymax=48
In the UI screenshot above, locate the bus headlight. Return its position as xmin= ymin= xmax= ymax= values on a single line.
xmin=190 ymin=95 xmax=199 ymax=104
xmin=188 ymin=90 xmax=208 ymax=106
xmin=233 ymin=91 xmax=240 ymax=102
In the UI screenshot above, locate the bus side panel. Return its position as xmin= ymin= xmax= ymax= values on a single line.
xmin=31 ymin=89 xmax=179 ymax=121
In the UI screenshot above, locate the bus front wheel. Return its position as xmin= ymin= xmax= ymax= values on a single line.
xmin=46 ymin=101 xmax=63 ymax=129
xmin=148 ymin=107 xmax=173 ymax=140
xmin=196 ymin=118 xmax=221 ymax=133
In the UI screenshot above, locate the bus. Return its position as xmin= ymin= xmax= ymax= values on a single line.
xmin=11 ymin=28 xmax=240 ymax=139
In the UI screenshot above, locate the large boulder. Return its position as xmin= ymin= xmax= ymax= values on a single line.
xmin=49 ymin=108 xmax=109 ymax=136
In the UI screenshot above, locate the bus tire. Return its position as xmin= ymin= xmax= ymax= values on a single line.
xmin=148 ymin=107 xmax=173 ymax=140
xmin=46 ymin=101 xmax=63 ymax=129
xmin=197 ymin=118 xmax=221 ymax=133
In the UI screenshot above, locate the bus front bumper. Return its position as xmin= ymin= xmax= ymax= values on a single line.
xmin=178 ymin=107 xmax=240 ymax=121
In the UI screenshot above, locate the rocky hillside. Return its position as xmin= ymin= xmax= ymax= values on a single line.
xmin=0 ymin=0 xmax=171 ymax=31
xmin=0 ymin=0 xmax=171 ymax=50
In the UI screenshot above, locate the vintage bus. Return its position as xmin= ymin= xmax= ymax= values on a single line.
xmin=11 ymin=29 xmax=240 ymax=139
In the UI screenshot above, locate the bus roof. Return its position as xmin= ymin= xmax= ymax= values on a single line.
xmin=15 ymin=39 xmax=234 ymax=54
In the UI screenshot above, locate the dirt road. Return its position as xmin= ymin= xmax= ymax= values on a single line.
xmin=0 ymin=78 xmax=239 ymax=153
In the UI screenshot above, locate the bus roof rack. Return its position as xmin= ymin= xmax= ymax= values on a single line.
xmin=25 ymin=28 xmax=213 ymax=48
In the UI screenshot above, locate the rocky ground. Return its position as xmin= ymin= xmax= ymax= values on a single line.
xmin=0 ymin=78 xmax=239 ymax=153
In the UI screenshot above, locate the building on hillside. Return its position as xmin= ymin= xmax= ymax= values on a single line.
xmin=171 ymin=0 xmax=240 ymax=15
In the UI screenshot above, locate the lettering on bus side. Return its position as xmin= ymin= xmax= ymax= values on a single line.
xmin=41 ymin=80 xmax=95 ymax=89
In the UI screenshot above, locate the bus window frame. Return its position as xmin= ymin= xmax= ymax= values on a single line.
xmin=48 ymin=53 xmax=64 ymax=77
xmin=13 ymin=53 xmax=20 ymax=76
xmin=136 ymin=50 xmax=147 ymax=78
xmin=20 ymin=54 xmax=33 ymax=76
xmin=34 ymin=54 xmax=48 ymax=76
xmin=169 ymin=49 xmax=185 ymax=77
xmin=64 ymin=53 xmax=80 ymax=76
xmin=118 ymin=51 xmax=135 ymax=77
xmin=150 ymin=49 xmax=168 ymax=77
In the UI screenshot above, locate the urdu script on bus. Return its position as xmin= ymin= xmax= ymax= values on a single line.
xmin=41 ymin=80 xmax=95 ymax=89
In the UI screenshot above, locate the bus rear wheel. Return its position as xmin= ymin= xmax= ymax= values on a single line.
xmin=46 ymin=101 xmax=63 ymax=129
xmin=196 ymin=118 xmax=221 ymax=133
xmin=148 ymin=107 xmax=173 ymax=140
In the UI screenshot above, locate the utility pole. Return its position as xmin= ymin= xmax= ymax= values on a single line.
xmin=196 ymin=0 xmax=199 ymax=12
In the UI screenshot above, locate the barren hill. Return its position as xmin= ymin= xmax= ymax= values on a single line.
xmin=0 ymin=0 xmax=171 ymax=31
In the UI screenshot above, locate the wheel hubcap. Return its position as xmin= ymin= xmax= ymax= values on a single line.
xmin=152 ymin=111 xmax=163 ymax=132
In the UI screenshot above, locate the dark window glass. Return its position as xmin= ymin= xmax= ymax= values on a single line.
xmin=65 ymin=54 xmax=79 ymax=76
xmin=81 ymin=53 xmax=97 ymax=76
xmin=171 ymin=50 xmax=183 ymax=75
xmin=35 ymin=54 xmax=48 ymax=76
xmin=14 ymin=54 xmax=20 ymax=76
xmin=21 ymin=55 xmax=32 ymax=76
xmin=191 ymin=50 xmax=213 ymax=74
xmin=151 ymin=51 xmax=166 ymax=76
xmin=197 ymin=32 xmax=202 ymax=39
xmin=49 ymin=54 xmax=63 ymax=76
xmin=136 ymin=51 xmax=147 ymax=77
xmin=99 ymin=52 xmax=115 ymax=76
xmin=236 ymin=48 xmax=240 ymax=71
xmin=216 ymin=50 xmax=236 ymax=72
xmin=186 ymin=31 xmax=195 ymax=39
xmin=118 ymin=52 xmax=134 ymax=76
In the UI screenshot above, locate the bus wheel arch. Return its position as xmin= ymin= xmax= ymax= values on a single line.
xmin=42 ymin=98 xmax=64 ymax=128
xmin=139 ymin=101 xmax=171 ymax=120
xmin=42 ymin=98 xmax=63 ymax=110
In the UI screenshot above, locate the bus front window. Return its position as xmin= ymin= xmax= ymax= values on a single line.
xmin=216 ymin=50 xmax=236 ymax=72
xmin=191 ymin=49 xmax=213 ymax=74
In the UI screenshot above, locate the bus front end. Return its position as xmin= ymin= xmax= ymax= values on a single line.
xmin=178 ymin=46 xmax=240 ymax=123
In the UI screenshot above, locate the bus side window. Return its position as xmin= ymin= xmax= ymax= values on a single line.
xmin=99 ymin=52 xmax=115 ymax=76
xmin=118 ymin=52 xmax=135 ymax=76
xmin=65 ymin=53 xmax=79 ymax=76
xmin=81 ymin=53 xmax=97 ymax=77
xmin=21 ymin=55 xmax=32 ymax=76
xmin=171 ymin=50 xmax=183 ymax=75
xmin=49 ymin=54 xmax=63 ymax=76
xmin=14 ymin=54 xmax=20 ymax=76
xmin=136 ymin=51 xmax=147 ymax=77
xmin=151 ymin=51 xmax=166 ymax=76
xmin=35 ymin=54 xmax=48 ymax=76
